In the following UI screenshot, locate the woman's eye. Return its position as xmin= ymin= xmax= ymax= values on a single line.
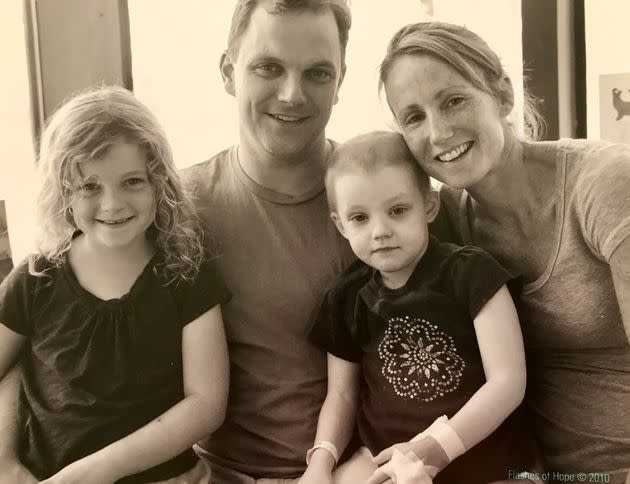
xmin=446 ymin=96 xmax=465 ymax=108
xmin=404 ymin=112 xmax=425 ymax=126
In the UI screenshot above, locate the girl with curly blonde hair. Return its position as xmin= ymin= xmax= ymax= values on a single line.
xmin=0 ymin=86 xmax=229 ymax=483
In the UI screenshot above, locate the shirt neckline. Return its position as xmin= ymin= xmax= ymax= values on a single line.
xmin=229 ymin=144 xmax=331 ymax=205
xmin=457 ymin=140 xmax=567 ymax=294
xmin=62 ymin=252 xmax=160 ymax=308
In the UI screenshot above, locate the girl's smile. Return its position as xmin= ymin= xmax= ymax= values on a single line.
xmin=70 ymin=142 xmax=156 ymax=252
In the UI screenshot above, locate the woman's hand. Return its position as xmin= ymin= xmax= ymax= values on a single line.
xmin=297 ymin=464 xmax=334 ymax=484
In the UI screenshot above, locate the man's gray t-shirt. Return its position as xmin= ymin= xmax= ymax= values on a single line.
xmin=182 ymin=147 xmax=354 ymax=478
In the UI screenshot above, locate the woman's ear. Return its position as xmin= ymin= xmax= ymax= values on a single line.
xmin=219 ymin=51 xmax=236 ymax=97
xmin=424 ymin=189 xmax=440 ymax=223
xmin=496 ymin=76 xmax=514 ymax=117
xmin=330 ymin=212 xmax=348 ymax=239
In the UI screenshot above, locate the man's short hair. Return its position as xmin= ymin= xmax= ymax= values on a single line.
xmin=325 ymin=131 xmax=432 ymax=210
xmin=226 ymin=0 xmax=351 ymax=66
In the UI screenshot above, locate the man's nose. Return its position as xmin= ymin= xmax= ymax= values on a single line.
xmin=277 ymin=73 xmax=307 ymax=105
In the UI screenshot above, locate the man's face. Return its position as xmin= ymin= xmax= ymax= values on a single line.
xmin=221 ymin=5 xmax=344 ymax=159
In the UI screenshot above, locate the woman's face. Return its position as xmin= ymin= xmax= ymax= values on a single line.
xmin=384 ymin=55 xmax=512 ymax=189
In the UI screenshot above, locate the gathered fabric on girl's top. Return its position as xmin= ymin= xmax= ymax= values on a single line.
xmin=0 ymin=253 xmax=230 ymax=483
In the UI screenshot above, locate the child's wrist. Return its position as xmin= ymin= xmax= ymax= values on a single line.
xmin=411 ymin=415 xmax=465 ymax=463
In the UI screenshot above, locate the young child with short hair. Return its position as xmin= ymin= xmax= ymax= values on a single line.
xmin=303 ymin=131 xmax=539 ymax=484
xmin=0 ymin=86 xmax=229 ymax=483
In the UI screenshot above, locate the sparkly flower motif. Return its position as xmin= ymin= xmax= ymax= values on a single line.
xmin=378 ymin=316 xmax=465 ymax=402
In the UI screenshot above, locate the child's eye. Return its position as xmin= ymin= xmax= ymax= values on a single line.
xmin=390 ymin=206 xmax=409 ymax=216
xmin=125 ymin=177 xmax=146 ymax=187
xmin=80 ymin=182 xmax=99 ymax=192
xmin=349 ymin=214 xmax=368 ymax=223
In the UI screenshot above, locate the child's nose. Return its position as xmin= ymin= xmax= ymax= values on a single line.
xmin=372 ymin=217 xmax=392 ymax=239
xmin=99 ymin=187 xmax=124 ymax=211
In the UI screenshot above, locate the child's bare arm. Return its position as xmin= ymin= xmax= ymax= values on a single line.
xmin=370 ymin=285 xmax=526 ymax=480
xmin=298 ymin=353 xmax=360 ymax=484
xmin=449 ymin=284 xmax=526 ymax=447
xmin=41 ymin=304 xmax=229 ymax=484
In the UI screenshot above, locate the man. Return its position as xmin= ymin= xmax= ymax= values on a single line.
xmin=182 ymin=0 xmax=355 ymax=481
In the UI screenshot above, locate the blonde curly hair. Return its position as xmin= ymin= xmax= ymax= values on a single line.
xmin=33 ymin=85 xmax=206 ymax=283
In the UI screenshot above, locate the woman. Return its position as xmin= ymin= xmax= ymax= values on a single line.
xmin=379 ymin=21 xmax=630 ymax=483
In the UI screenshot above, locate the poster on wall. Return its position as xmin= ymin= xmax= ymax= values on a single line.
xmin=0 ymin=200 xmax=13 ymax=283
xmin=599 ymin=73 xmax=630 ymax=143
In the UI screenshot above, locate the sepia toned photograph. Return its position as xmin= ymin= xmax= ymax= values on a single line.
xmin=0 ymin=1 xmax=629 ymax=484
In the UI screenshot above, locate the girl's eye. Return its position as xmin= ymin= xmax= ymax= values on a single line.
xmin=349 ymin=214 xmax=368 ymax=223
xmin=391 ymin=206 xmax=409 ymax=216
xmin=125 ymin=177 xmax=146 ymax=186
xmin=80 ymin=182 xmax=99 ymax=192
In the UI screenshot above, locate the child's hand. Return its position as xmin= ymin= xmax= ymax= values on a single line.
xmin=372 ymin=436 xmax=448 ymax=474
xmin=366 ymin=449 xmax=434 ymax=484
xmin=38 ymin=457 xmax=116 ymax=484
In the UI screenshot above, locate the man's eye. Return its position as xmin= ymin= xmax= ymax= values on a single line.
xmin=254 ymin=64 xmax=281 ymax=76
xmin=308 ymin=69 xmax=333 ymax=82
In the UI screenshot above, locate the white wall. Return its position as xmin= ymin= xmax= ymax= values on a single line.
xmin=0 ymin=2 xmax=38 ymax=263
xmin=585 ymin=0 xmax=630 ymax=139
xmin=129 ymin=1 xmax=524 ymax=168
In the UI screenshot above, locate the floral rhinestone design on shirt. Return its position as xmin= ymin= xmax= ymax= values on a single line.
xmin=378 ymin=316 xmax=465 ymax=402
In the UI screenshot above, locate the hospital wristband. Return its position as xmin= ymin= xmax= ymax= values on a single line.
xmin=410 ymin=415 xmax=465 ymax=462
xmin=305 ymin=441 xmax=339 ymax=466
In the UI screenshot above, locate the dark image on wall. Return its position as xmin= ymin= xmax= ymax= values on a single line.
xmin=0 ymin=201 xmax=13 ymax=283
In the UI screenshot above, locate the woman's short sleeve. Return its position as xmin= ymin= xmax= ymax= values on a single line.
xmin=176 ymin=258 xmax=232 ymax=327
xmin=448 ymin=247 xmax=513 ymax=319
xmin=0 ymin=258 xmax=35 ymax=335
xmin=575 ymin=144 xmax=630 ymax=262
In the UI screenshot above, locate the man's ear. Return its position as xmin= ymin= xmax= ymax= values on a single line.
xmin=333 ymin=64 xmax=347 ymax=105
xmin=220 ymin=51 xmax=236 ymax=97
xmin=330 ymin=212 xmax=348 ymax=238
xmin=424 ymin=189 xmax=440 ymax=224
xmin=496 ymin=76 xmax=514 ymax=117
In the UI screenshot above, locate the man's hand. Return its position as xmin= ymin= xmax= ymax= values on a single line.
xmin=0 ymin=455 xmax=38 ymax=484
